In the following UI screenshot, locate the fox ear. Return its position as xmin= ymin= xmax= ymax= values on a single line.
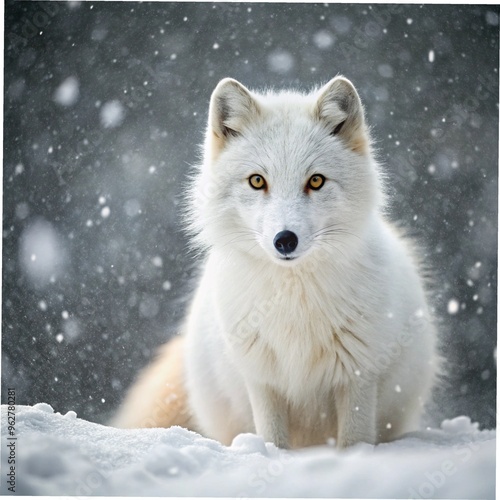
xmin=207 ymin=78 xmax=260 ymax=159
xmin=315 ymin=76 xmax=369 ymax=155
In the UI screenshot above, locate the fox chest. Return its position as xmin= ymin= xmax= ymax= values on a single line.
xmin=216 ymin=278 xmax=370 ymax=397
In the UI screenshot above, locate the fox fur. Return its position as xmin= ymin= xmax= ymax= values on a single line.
xmin=113 ymin=76 xmax=440 ymax=449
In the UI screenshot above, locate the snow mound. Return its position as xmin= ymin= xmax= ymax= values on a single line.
xmin=1 ymin=404 xmax=495 ymax=498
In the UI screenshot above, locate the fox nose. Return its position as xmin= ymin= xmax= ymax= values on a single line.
xmin=273 ymin=230 xmax=298 ymax=255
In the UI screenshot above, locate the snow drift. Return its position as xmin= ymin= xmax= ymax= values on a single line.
xmin=1 ymin=404 xmax=495 ymax=498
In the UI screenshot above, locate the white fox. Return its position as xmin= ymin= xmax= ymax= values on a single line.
xmin=114 ymin=76 xmax=440 ymax=449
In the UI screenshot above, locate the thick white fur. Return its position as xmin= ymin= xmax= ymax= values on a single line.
xmin=182 ymin=76 xmax=439 ymax=449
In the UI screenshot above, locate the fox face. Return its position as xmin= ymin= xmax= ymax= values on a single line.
xmin=188 ymin=77 xmax=384 ymax=266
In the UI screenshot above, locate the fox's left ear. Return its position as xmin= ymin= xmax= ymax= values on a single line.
xmin=315 ymin=76 xmax=369 ymax=155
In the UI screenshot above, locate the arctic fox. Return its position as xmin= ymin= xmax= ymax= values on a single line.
xmin=114 ymin=76 xmax=439 ymax=449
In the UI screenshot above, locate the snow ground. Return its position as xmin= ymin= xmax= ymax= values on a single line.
xmin=1 ymin=404 xmax=495 ymax=498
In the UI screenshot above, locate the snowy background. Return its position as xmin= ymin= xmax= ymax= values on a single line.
xmin=2 ymin=2 xmax=498 ymax=433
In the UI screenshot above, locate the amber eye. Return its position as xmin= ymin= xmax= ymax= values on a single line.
xmin=249 ymin=174 xmax=267 ymax=190
xmin=307 ymin=174 xmax=325 ymax=191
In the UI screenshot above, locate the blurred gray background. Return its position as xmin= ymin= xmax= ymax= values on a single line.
xmin=3 ymin=2 xmax=498 ymax=429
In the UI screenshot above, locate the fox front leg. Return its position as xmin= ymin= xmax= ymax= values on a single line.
xmin=246 ymin=383 xmax=289 ymax=449
xmin=335 ymin=382 xmax=377 ymax=448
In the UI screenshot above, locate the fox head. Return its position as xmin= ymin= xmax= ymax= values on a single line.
xmin=187 ymin=76 xmax=385 ymax=266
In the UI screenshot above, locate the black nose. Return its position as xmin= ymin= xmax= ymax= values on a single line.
xmin=273 ymin=230 xmax=298 ymax=256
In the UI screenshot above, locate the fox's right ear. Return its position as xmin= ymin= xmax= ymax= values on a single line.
xmin=207 ymin=78 xmax=260 ymax=159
